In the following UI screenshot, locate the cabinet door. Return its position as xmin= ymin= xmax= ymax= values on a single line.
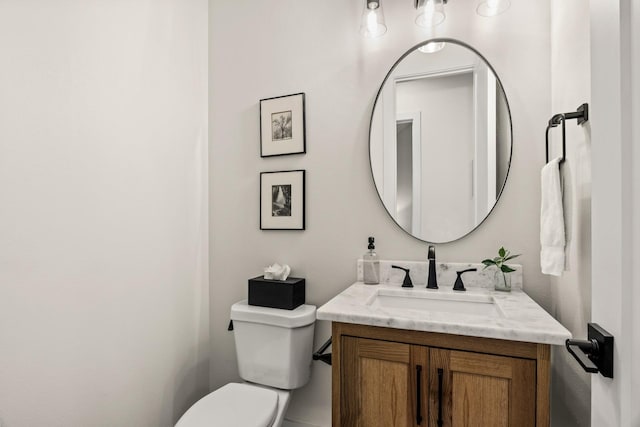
xmin=341 ymin=336 xmax=429 ymax=427
xmin=429 ymin=349 xmax=536 ymax=427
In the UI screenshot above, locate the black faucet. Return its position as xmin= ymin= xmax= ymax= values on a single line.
xmin=426 ymin=246 xmax=438 ymax=289
xmin=453 ymin=268 xmax=477 ymax=292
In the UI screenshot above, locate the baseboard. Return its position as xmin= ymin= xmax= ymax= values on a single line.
xmin=282 ymin=419 xmax=322 ymax=427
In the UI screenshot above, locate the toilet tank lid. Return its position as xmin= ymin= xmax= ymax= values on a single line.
xmin=231 ymin=300 xmax=316 ymax=328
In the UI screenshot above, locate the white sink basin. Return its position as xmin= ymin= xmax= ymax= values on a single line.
xmin=367 ymin=289 xmax=504 ymax=318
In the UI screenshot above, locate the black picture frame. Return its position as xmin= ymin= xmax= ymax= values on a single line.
xmin=260 ymin=170 xmax=306 ymax=230
xmin=259 ymin=93 xmax=306 ymax=157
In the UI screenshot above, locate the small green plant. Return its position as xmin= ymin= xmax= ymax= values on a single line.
xmin=482 ymin=247 xmax=520 ymax=273
xmin=482 ymin=247 xmax=520 ymax=291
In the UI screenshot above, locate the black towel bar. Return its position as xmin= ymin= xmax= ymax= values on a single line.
xmin=545 ymin=103 xmax=589 ymax=164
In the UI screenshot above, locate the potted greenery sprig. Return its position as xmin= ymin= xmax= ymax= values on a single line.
xmin=482 ymin=247 xmax=520 ymax=292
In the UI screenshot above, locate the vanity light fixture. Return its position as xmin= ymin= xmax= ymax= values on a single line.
xmin=476 ymin=0 xmax=510 ymax=17
xmin=360 ymin=0 xmax=387 ymax=38
xmin=360 ymin=0 xmax=508 ymax=39
xmin=414 ymin=0 xmax=446 ymax=28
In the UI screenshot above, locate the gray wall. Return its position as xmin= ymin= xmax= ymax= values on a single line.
xmin=396 ymin=122 xmax=413 ymax=231
xmin=496 ymin=85 xmax=511 ymax=195
xmin=549 ymin=1 xmax=592 ymax=426
xmin=210 ymin=0 xmax=551 ymax=425
xmin=0 ymin=1 xmax=209 ymax=426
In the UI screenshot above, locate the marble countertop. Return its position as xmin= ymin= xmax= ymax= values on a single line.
xmin=316 ymin=282 xmax=571 ymax=345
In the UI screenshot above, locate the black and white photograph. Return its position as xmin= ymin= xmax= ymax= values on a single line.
xmin=271 ymin=111 xmax=292 ymax=141
xmin=260 ymin=170 xmax=305 ymax=230
xmin=260 ymin=93 xmax=305 ymax=157
xmin=271 ymin=184 xmax=291 ymax=216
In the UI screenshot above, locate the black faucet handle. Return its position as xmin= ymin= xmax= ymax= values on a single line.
xmin=453 ymin=268 xmax=477 ymax=292
xmin=391 ymin=265 xmax=413 ymax=288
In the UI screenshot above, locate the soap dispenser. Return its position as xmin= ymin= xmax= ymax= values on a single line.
xmin=363 ymin=236 xmax=380 ymax=285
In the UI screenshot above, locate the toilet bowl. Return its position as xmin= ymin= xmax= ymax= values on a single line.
xmin=175 ymin=383 xmax=288 ymax=427
xmin=176 ymin=301 xmax=316 ymax=427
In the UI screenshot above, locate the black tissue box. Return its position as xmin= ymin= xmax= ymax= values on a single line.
xmin=248 ymin=276 xmax=305 ymax=310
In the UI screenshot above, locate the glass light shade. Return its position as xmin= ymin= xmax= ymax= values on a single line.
xmin=476 ymin=0 xmax=511 ymax=17
xmin=415 ymin=0 xmax=445 ymax=28
xmin=360 ymin=1 xmax=387 ymax=38
xmin=418 ymin=41 xmax=445 ymax=53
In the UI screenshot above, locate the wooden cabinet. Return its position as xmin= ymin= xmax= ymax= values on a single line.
xmin=332 ymin=323 xmax=550 ymax=427
xmin=341 ymin=337 xmax=416 ymax=427
xmin=429 ymin=349 xmax=536 ymax=427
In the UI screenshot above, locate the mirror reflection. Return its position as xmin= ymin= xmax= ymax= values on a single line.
xmin=370 ymin=39 xmax=512 ymax=243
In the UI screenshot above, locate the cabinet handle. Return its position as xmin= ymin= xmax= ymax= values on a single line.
xmin=416 ymin=365 xmax=423 ymax=425
xmin=437 ymin=368 xmax=444 ymax=427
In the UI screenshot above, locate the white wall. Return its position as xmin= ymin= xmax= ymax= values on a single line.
xmin=0 ymin=1 xmax=209 ymax=426
xmin=590 ymin=0 xmax=640 ymax=425
xmin=549 ymin=1 xmax=592 ymax=425
xmin=632 ymin=3 xmax=640 ymax=425
xmin=210 ymin=0 xmax=550 ymax=425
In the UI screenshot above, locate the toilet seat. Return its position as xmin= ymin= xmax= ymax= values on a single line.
xmin=175 ymin=383 xmax=278 ymax=427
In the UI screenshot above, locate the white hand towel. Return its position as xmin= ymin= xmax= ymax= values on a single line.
xmin=540 ymin=157 xmax=565 ymax=276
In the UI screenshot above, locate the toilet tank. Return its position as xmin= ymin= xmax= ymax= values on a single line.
xmin=230 ymin=300 xmax=316 ymax=390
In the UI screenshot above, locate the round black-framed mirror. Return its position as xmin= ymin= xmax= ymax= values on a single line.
xmin=369 ymin=38 xmax=513 ymax=243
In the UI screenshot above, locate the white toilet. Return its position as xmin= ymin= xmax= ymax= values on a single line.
xmin=176 ymin=300 xmax=317 ymax=427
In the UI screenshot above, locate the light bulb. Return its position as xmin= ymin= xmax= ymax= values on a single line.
xmin=367 ymin=10 xmax=378 ymax=33
xmin=477 ymin=0 xmax=510 ymax=17
xmin=360 ymin=0 xmax=387 ymax=38
xmin=415 ymin=0 xmax=445 ymax=28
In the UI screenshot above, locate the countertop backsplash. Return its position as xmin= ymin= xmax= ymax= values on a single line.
xmin=356 ymin=259 xmax=523 ymax=290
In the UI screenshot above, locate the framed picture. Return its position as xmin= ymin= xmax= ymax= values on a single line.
xmin=260 ymin=93 xmax=306 ymax=157
xmin=260 ymin=170 xmax=305 ymax=230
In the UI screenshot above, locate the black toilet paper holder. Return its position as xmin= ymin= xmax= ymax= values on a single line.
xmin=566 ymin=323 xmax=614 ymax=378
xmin=313 ymin=337 xmax=332 ymax=366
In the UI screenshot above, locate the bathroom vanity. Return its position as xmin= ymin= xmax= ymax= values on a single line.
xmin=318 ymin=35 xmax=571 ymax=426
xmin=331 ymin=322 xmax=546 ymax=427
xmin=317 ymin=262 xmax=571 ymax=427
